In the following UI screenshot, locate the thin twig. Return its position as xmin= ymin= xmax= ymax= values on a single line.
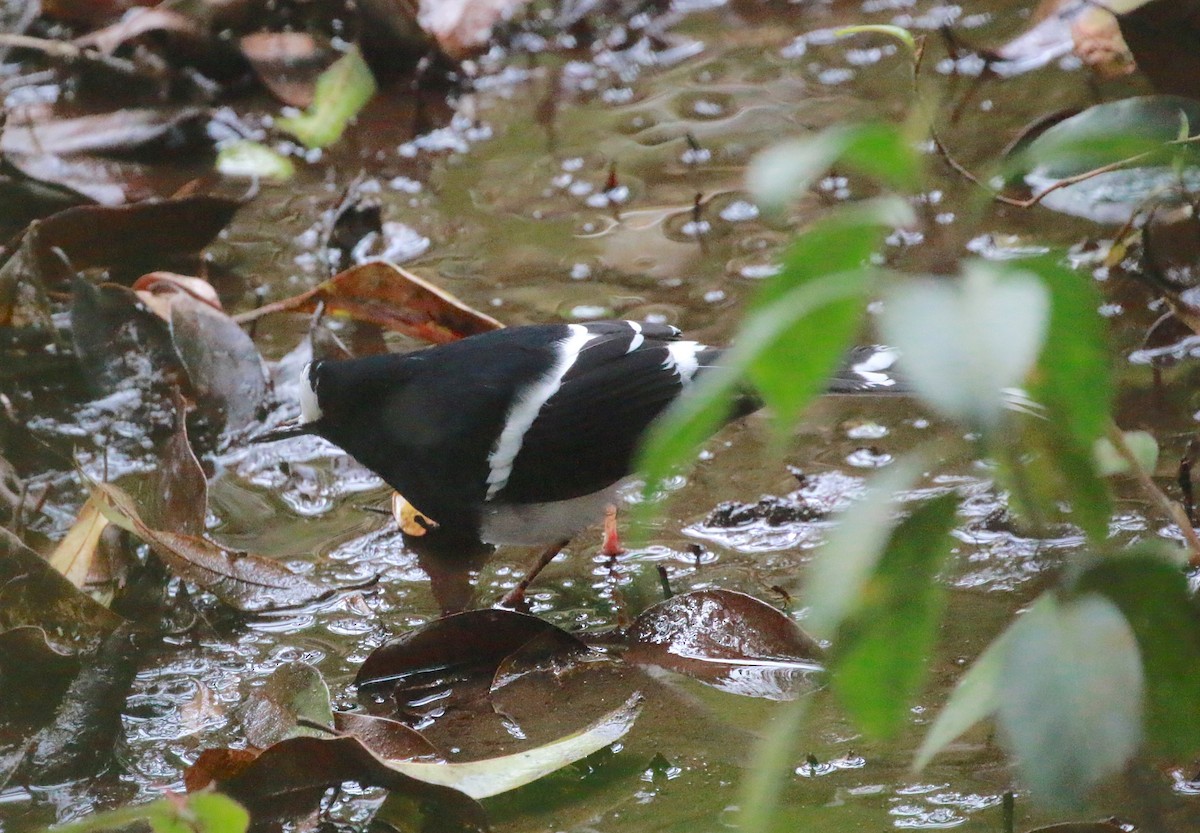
xmin=0 ymin=33 xmax=141 ymax=76
xmin=1107 ymin=422 xmax=1200 ymax=565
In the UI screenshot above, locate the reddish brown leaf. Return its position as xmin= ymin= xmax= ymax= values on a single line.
xmin=157 ymin=390 xmax=208 ymax=536
xmin=213 ymin=735 xmax=488 ymax=829
xmin=235 ymin=260 xmax=502 ymax=344
xmin=333 ymin=712 xmax=441 ymax=761
xmin=90 ymin=481 xmax=330 ymax=612
xmin=185 ymin=748 xmax=262 ymax=792
xmin=238 ymin=32 xmax=335 ymax=108
xmin=355 ymin=608 xmax=575 ymax=689
xmin=621 ymin=589 xmax=823 ymax=700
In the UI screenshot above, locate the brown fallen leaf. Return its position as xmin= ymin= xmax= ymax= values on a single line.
xmin=239 ymin=31 xmax=335 ymax=108
xmin=234 ymin=260 xmax=503 ymax=344
xmin=89 ymin=480 xmax=331 ymax=613
xmin=0 ymin=108 xmax=211 ymax=159
xmin=156 ymin=390 xmax=208 ymax=536
xmin=620 ymin=589 xmax=824 ymax=700
xmin=417 ymin=0 xmax=531 ymax=59
xmin=1119 ymin=0 xmax=1200 ymax=98
xmin=47 ymin=497 xmax=111 ymax=589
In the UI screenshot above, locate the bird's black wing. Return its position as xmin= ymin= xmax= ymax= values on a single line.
xmin=493 ymin=321 xmax=721 ymax=505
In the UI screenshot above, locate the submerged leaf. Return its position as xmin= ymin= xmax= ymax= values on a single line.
xmin=235 ymin=662 xmax=334 ymax=749
xmin=276 ymin=46 xmax=377 ymax=149
xmin=624 ymin=589 xmax=822 ymax=700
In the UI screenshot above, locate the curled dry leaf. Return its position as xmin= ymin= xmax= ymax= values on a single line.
xmin=156 ymin=390 xmax=208 ymax=536
xmin=47 ymin=497 xmax=111 ymax=590
xmin=89 ymin=480 xmax=330 ymax=613
xmin=133 ymin=272 xmax=223 ymax=313
xmin=236 ymin=260 xmax=503 ymax=343
xmin=622 ymin=589 xmax=823 ymax=701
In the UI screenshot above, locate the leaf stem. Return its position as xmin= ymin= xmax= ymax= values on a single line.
xmin=1106 ymin=422 xmax=1200 ymax=565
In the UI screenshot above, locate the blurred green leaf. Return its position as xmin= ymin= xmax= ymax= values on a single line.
xmin=802 ymin=454 xmax=928 ymax=638
xmin=216 ymin=140 xmax=296 ymax=182
xmin=738 ymin=699 xmax=808 ymax=833
xmin=1027 ymin=255 xmax=1112 ymax=448
xmin=998 ymin=592 xmax=1142 ymax=809
xmin=880 ymin=261 xmax=1050 ymax=431
xmin=45 ymin=792 xmax=249 ymax=833
xmin=637 ymin=269 xmax=872 ymax=499
xmin=913 ymin=618 xmax=1014 ymax=771
xmin=276 ymin=46 xmax=376 ymax=149
xmin=746 ymin=123 xmax=919 ymax=214
xmin=1006 ymin=95 xmax=1200 ymax=182
xmin=1093 ymin=431 xmax=1158 ymax=477
xmin=1074 ymin=548 xmax=1200 ymax=758
xmin=830 ymin=493 xmax=958 ymax=739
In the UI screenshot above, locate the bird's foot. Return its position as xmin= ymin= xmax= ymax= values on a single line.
xmin=601 ymin=504 xmax=625 ymax=557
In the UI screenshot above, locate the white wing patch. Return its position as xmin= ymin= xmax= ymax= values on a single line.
xmin=624 ymin=320 xmax=644 ymax=353
xmin=851 ymin=347 xmax=900 ymax=387
xmin=298 ymin=362 xmax=323 ymax=423
xmin=486 ymin=325 xmax=597 ymax=500
xmin=663 ymin=341 xmax=706 ymax=384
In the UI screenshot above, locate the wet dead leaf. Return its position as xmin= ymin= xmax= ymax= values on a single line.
xmin=90 ymin=480 xmax=331 ymax=612
xmin=1 ymin=194 xmax=241 ymax=298
xmin=132 ymin=271 xmax=223 ymax=311
xmin=239 ymin=31 xmax=335 ymax=108
xmin=356 ymin=608 xmax=575 ymax=690
xmin=0 ymin=528 xmax=122 ymax=650
xmin=236 ymin=260 xmax=503 ymax=344
xmin=210 ymin=735 xmax=489 ymax=829
xmin=48 ymin=497 xmax=110 ymax=589
xmin=69 ymin=274 xmax=187 ymax=397
xmin=235 ymin=662 xmax=335 ymax=749
xmin=3 ymin=153 xmax=149 ymax=206
xmin=622 ymin=589 xmax=823 ymax=700
xmin=334 ymin=711 xmax=442 ymax=761
xmin=0 ymin=627 xmax=80 ymax=790
xmin=0 ymin=108 xmax=211 ymax=159
xmin=185 ymin=748 xmax=262 ymax=792
xmin=156 ymin=390 xmax=208 ymax=536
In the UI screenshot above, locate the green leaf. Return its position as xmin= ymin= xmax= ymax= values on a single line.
xmin=276 ymin=46 xmax=377 ymax=149
xmin=1093 ymin=431 xmax=1158 ymax=477
xmin=1007 ymin=95 xmax=1200 ymax=181
xmin=998 ymin=592 xmax=1142 ymax=808
xmin=216 ymin=140 xmax=296 ymax=182
xmin=1074 ymin=548 xmax=1200 ymax=758
xmin=830 ymin=493 xmax=959 ymax=739
xmin=879 ymin=261 xmax=1050 ymax=431
xmin=44 ymin=793 xmax=249 ymax=833
xmin=1027 ymin=255 xmax=1112 ymax=448
xmin=746 ymin=123 xmax=919 ymax=213
xmin=637 ymin=270 xmax=873 ymax=498
xmin=836 ymin=24 xmax=917 ymax=53
xmin=738 ymin=699 xmax=809 ymax=833
xmin=913 ymin=618 xmax=1015 ymax=771
xmin=151 ymin=793 xmax=251 ymax=833
xmin=802 ymin=453 xmax=929 ymax=638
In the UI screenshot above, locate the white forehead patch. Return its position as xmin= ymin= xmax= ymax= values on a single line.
xmin=298 ymin=362 xmax=323 ymax=423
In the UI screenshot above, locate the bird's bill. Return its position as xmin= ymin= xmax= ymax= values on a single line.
xmin=252 ymin=421 xmax=312 ymax=444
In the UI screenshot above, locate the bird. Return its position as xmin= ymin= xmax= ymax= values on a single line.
xmin=264 ymin=320 xmax=898 ymax=604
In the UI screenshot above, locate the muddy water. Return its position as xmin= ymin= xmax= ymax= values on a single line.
xmin=7 ymin=1 xmax=1200 ymax=831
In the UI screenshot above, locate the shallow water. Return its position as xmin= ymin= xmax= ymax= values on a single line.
xmin=5 ymin=0 xmax=1200 ymax=831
